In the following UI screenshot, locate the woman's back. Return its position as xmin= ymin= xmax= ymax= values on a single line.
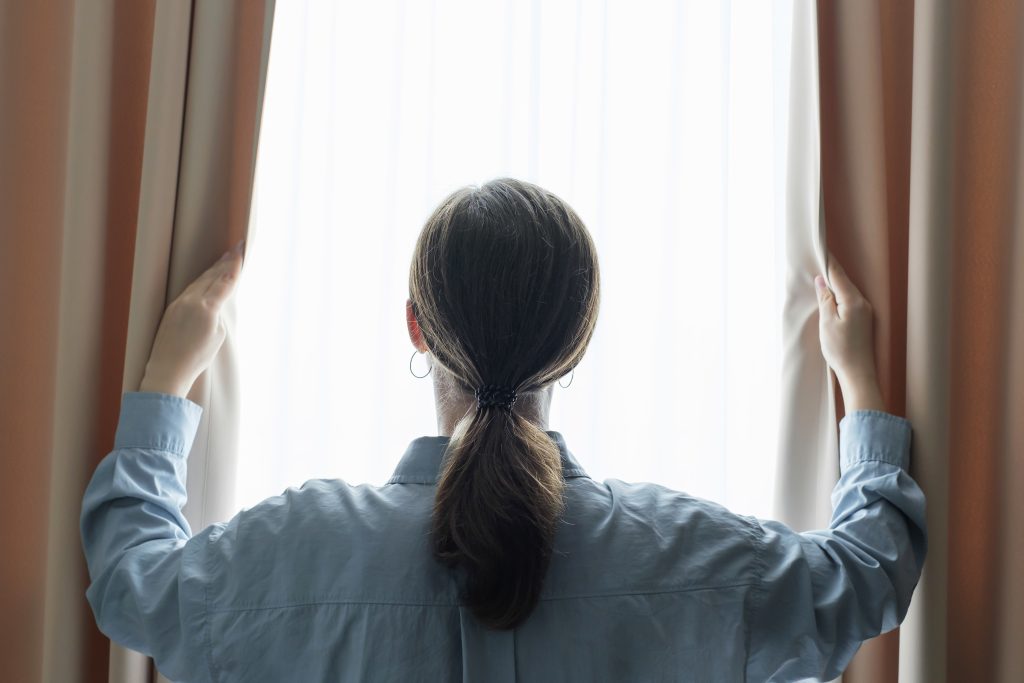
xmin=203 ymin=430 xmax=758 ymax=681
xmin=81 ymin=178 xmax=926 ymax=681
xmin=81 ymin=400 xmax=924 ymax=682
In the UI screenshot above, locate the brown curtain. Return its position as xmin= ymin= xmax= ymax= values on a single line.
xmin=815 ymin=1 xmax=1024 ymax=681
xmin=0 ymin=1 xmax=275 ymax=682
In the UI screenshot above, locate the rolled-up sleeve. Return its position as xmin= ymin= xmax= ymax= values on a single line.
xmin=80 ymin=391 xmax=217 ymax=683
xmin=744 ymin=410 xmax=928 ymax=682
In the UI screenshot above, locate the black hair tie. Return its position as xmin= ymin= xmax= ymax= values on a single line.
xmin=474 ymin=384 xmax=517 ymax=411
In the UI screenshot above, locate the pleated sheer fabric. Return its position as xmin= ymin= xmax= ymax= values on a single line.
xmin=237 ymin=0 xmax=798 ymax=518
xmin=814 ymin=1 xmax=1024 ymax=682
xmin=0 ymin=1 xmax=274 ymax=682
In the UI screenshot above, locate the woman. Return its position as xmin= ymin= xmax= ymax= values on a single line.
xmin=81 ymin=178 xmax=926 ymax=681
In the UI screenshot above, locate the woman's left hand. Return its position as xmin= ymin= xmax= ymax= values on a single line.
xmin=138 ymin=240 xmax=246 ymax=398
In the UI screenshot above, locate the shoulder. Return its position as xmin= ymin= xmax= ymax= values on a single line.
xmin=570 ymin=476 xmax=761 ymax=538
xmin=551 ymin=477 xmax=763 ymax=593
xmin=210 ymin=478 xmax=434 ymax=555
xmin=197 ymin=478 xmax=449 ymax=609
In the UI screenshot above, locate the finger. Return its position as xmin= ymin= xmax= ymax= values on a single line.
xmin=815 ymin=274 xmax=837 ymax=319
xmin=181 ymin=239 xmax=245 ymax=300
xmin=203 ymin=245 xmax=244 ymax=303
xmin=825 ymin=253 xmax=863 ymax=305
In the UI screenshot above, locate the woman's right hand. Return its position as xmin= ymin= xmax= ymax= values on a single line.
xmin=814 ymin=252 xmax=881 ymax=400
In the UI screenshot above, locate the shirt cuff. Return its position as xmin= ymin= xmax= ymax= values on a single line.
xmin=113 ymin=391 xmax=204 ymax=456
xmin=838 ymin=409 xmax=912 ymax=471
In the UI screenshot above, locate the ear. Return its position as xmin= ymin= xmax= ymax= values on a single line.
xmin=406 ymin=299 xmax=428 ymax=352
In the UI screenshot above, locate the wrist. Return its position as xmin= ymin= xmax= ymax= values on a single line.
xmin=835 ymin=366 xmax=878 ymax=392
xmin=138 ymin=372 xmax=190 ymax=398
xmin=838 ymin=375 xmax=885 ymax=413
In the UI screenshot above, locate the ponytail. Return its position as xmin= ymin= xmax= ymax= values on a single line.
xmin=409 ymin=177 xmax=600 ymax=630
xmin=431 ymin=403 xmax=566 ymax=630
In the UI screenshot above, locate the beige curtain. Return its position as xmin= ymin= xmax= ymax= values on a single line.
xmin=0 ymin=1 xmax=275 ymax=682
xmin=774 ymin=4 xmax=846 ymax=682
xmin=777 ymin=0 xmax=836 ymax=535
xmin=814 ymin=1 xmax=914 ymax=680
xmin=797 ymin=0 xmax=1024 ymax=681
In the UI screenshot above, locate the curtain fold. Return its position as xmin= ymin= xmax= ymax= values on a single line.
xmin=124 ymin=2 xmax=276 ymax=681
xmin=907 ymin=1 xmax=1024 ymax=680
xmin=776 ymin=0 xmax=837 ymax=540
xmin=815 ymin=1 xmax=914 ymax=680
xmin=0 ymin=1 xmax=275 ymax=681
xmin=899 ymin=5 xmax=954 ymax=678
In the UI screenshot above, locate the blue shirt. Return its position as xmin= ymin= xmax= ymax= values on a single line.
xmin=81 ymin=392 xmax=927 ymax=682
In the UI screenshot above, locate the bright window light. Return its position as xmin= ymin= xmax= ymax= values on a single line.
xmin=236 ymin=0 xmax=793 ymax=520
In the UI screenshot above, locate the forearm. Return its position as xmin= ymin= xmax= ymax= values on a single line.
xmin=746 ymin=410 xmax=928 ymax=680
xmin=80 ymin=392 xmax=211 ymax=680
xmin=81 ymin=393 xmax=202 ymax=576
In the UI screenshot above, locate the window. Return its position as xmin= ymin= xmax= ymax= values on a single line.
xmin=236 ymin=0 xmax=794 ymax=519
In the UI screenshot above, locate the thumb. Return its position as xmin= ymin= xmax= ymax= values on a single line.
xmin=815 ymin=275 xmax=837 ymax=318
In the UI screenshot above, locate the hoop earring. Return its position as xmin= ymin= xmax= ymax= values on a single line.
xmin=410 ymin=350 xmax=432 ymax=378
xmin=558 ymin=367 xmax=575 ymax=389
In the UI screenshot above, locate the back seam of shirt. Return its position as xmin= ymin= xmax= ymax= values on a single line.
xmin=204 ymin=581 xmax=760 ymax=616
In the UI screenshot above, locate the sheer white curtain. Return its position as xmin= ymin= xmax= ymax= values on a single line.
xmin=235 ymin=0 xmax=796 ymax=520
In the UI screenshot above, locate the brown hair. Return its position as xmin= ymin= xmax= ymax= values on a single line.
xmin=408 ymin=177 xmax=601 ymax=630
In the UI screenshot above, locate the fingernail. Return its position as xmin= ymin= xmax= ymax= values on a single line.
xmin=218 ymin=250 xmax=232 ymax=262
xmin=814 ymin=275 xmax=825 ymax=289
xmin=232 ymin=238 xmax=246 ymax=254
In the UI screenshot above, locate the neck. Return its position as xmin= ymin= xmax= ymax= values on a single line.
xmin=431 ymin=368 xmax=554 ymax=437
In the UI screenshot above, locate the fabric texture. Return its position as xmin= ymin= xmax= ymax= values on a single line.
xmin=81 ymin=392 xmax=926 ymax=682
xmin=777 ymin=0 xmax=836 ymax=532
xmin=0 ymin=2 xmax=275 ymax=681
xmin=814 ymin=1 xmax=914 ymax=677
xmin=813 ymin=1 xmax=1024 ymax=681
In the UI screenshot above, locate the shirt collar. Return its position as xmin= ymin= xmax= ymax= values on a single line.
xmin=387 ymin=430 xmax=590 ymax=485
